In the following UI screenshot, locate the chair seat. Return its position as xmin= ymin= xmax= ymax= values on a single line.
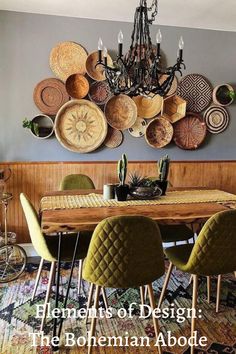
xmin=159 ymin=224 xmax=193 ymax=243
xmin=45 ymin=231 xmax=92 ymax=262
xmin=165 ymin=244 xmax=194 ymax=271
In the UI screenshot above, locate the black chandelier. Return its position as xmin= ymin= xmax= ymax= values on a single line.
xmin=97 ymin=0 xmax=185 ymax=97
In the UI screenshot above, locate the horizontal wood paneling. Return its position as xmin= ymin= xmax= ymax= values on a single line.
xmin=1 ymin=161 xmax=236 ymax=243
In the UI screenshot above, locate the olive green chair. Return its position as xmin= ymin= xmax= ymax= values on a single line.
xmin=59 ymin=174 xmax=95 ymax=190
xmin=31 ymin=174 xmax=95 ymax=301
xmin=158 ymin=209 xmax=236 ymax=354
xmin=83 ymin=215 xmax=165 ymax=354
xmin=20 ymin=193 xmax=91 ymax=331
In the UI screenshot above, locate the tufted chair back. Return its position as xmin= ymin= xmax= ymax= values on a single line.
xmin=187 ymin=209 xmax=236 ymax=276
xmin=83 ymin=215 xmax=165 ymax=288
xmin=20 ymin=193 xmax=55 ymax=262
xmin=60 ymin=174 xmax=95 ymax=191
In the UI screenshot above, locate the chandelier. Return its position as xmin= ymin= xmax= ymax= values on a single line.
xmin=96 ymin=0 xmax=185 ymax=97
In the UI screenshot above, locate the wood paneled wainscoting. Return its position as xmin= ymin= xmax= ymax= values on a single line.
xmin=0 ymin=160 xmax=236 ymax=243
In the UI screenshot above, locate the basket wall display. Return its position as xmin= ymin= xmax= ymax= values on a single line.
xmin=55 ymin=100 xmax=107 ymax=153
xmin=128 ymin=117 xmax=147 ymax=138
xmin=212 ymin=84 xmax=234 ymax=107
xmin=145 ymin=117 xmax=174 ymax=148
xmin=50 ymin=41 xmax=88 ymax=82
xmin=161 ymin=95 xmax=187 ymax=123
xmin=173 ymin=112 xmax=207 ymax=150
xmin=88 ymin=81 xmax=112 ymax=106
xmin=159 ymin=75 xmax=178 ymax=96
xmin=105 ymin=95 xmax=137 ymax=130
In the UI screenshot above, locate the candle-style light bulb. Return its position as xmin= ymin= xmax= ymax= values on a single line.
xmin=103 ymin=47 xmax=108 ymax=66
xmin=179 ymin=36 xmax=184 ymax=50
xmin=156 ymin=29 xmax=162 ymax=44
xmin=118 ymin=30 xmax=124 ymax=44
xmin=98 ymin=37 xmax=104 ymax=51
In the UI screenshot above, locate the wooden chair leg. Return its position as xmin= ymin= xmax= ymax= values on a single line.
xmin=40 ymin=262 xmax=56 ymax=331
xmin=86 ymin=282 xmax=95 ymax=323
xmin=140 ymin=286 xmax=145 ymax=306
xmin=88 ymin=285 xmax=101 ymax=354
xmin=31 ymin=257 xmax=44 ymax=302
xmin=101 ymin=287 xmax=109 ymax=311
xmin=216 ymin=275 xmax=222 ymax=313
xmin=158 ymin=262 xmax=174 ymax=308
xmin=144 ymin=285 xmax=148 ymax=301
xmin=207 ymin=276 xmax=211 ymax=304
xmin=77 ymin=259 xmax=83 ymax=296
xmin=189 ymin=274 xmax=193 ymax=285
xmin=191 ymin=275 xmax=198 ymax=354
xmin=147 ymin=284 xmax=163 ymax=354
xmin=234 ymin=271 xmax=236 ymax=278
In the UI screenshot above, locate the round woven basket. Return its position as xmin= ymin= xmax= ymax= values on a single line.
xmin=105 ymin=95 xmax=137 ymax=130
xmin=55 ymin=100 xmax=107 ymax=153
xmin=89 ymin=81 xmax=112 ymax=105
xmin=50 ymin=41 xmax=88 ymax=82
xmin=33 ymin=78 xmax=69 ymax=115
xmin=212 ymin=84 xmax=234 ymax=107
xmin=86 ymin=51 xmax=113 ymax=81
xmin=65 ymin=74 xmax=89 ymax=99
xmin=104 ymin=126 xmax=123 ymax=148
xmin=145 ymin=117 xmax=173 ymax=148
xmin=132 ymin=95 xmax=163 ymax=119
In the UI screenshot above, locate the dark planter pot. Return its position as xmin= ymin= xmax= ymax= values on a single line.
xmin=115 ymin=184 xmax=129 ymax=201
xmin=156 ymin=180 xmax=168 ymax=196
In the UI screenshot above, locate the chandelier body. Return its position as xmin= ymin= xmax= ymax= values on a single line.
xmin=97 ymin=0 xmax=185 ymax=97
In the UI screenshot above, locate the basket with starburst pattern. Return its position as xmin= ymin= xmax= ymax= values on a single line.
xmin=55 ymin=100 xmax=108 ymax=153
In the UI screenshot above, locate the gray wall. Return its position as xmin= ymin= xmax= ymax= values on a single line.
xmin=0 ymin=10 xmax=236 ymax=162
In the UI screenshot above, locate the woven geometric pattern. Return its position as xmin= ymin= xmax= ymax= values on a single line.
xmin=83 ymin=216 xmax=165 ymax=288
xmin=204 ymin=105 xmax=230 ymax=134
xmin=40 ymin=189 xmax=236 ymax=211
xmin=177 ymin=74 xmax=213 ymax=113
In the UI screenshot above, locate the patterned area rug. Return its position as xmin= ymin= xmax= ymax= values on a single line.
xmin=0 ymin=262 xmax=235 ymax=354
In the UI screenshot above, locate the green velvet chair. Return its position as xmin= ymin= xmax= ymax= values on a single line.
xmin=158 ymin=209 xmax=236 ymax=354
xmin=59 ymin=174 xmax=95 ymax=190
xmin=20 ymin=193 xmax=91 ymax=331
xmin=31 ymin=174 xmax=96 ymax=301
xmin=83 ymin=215 xmax=165 ymax=354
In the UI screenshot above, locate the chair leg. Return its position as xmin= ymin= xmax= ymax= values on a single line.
xmin=40 ymin=262 xmax=56 ymax=331
xmin=147 ymin=284 xmax=163 ymax=354
xmin=31 ymin=258 xmax=44 ymax=302
xmin=144 ymin=285 xmax=148 ymax=302
xmin=101 ymin=287 xmax=109 ymax=311
xmin=207 ymin=276 xmax=211 ymax=304
xmin=216 ymin=275 xmax=222 ymax=313
xmin=191 ymin=275 xmax=198 ymax=354
xmin=234 ymin=271 xmax=236 ymax=278
xmin=88 ymin=285 xmax=101 ymax=354
xmin=140 ymin=286 xmax=145 ymax=306
xmin=189 ymin=274 xmax=193 ymax=285
xmin=86 ymin=282 xmax=95 ymax=323
xmin=158 ymin=262 xmax=174 ymax=308
xmin=77 ymin=259 xmax=83 ymax=296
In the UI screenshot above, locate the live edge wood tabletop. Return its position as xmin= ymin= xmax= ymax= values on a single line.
xmin=40 ymin=188 xmax=229 ymax=235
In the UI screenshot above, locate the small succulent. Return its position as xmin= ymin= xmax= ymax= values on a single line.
xmin=117 ymin=154 xmax=128 ymax=186
xmin=158 ymin=155 xmax=170 ymax=182
xmin=129 ymin=172 xmax=146 ymax=188
xmin=22 ymin=118 xmax=39 ymax=136
xmin=228 ymin=90 xmax=236 ymax=101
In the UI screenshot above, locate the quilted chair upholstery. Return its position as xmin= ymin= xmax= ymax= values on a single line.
xmin=20 ymin=193 xmax=90 ymax=262
xmin=165 ymin=209 xmax=236 ymax=276
xmin=83 ymin=215 xmax=165 ymax=288
xmin=59 ymin=174 xmax=95 ymax=191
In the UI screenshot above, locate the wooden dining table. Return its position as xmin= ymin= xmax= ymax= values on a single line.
xmin=39 ymin=188 xmax=231 ymax=351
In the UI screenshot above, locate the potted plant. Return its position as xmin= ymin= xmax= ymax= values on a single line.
xmin=115 ymin=154 xmax=129 ymax=201
xmin=22 ymin=115 xmax=54 ymax=139
xmin=129 ymin=172 xmax=162 ymax=199
xmin=213 ymin=84 xmax=235 ymax=106
xmin=156 ymin=155 xmax=170 ymax=195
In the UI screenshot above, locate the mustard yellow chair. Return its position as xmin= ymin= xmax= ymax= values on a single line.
xmin=158 ymin=209 xmax=236 ymax=354
xmin=59 ymin=174 xmax=95 ymax=190
xmin=31 ymin=174 xmax=95 ymax=301
xmin=83 ymin=215 xmax=165 ymax=354
xmin=20 ymin=193 xmax=91 ymax=331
